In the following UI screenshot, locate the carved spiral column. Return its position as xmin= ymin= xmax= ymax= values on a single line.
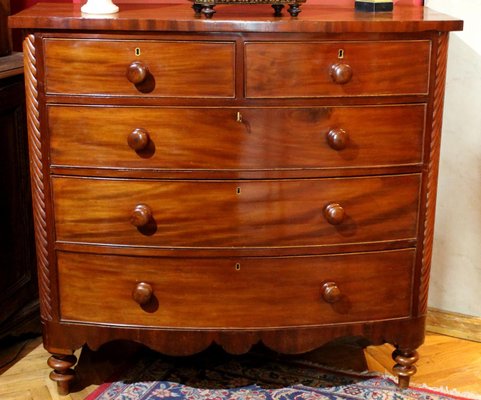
xmin=419 ymin=32 xmax=449 ymax=315
xmin=23 ymin=34 xmax=53 ymax=321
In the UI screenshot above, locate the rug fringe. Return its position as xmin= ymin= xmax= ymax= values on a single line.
xmin=294 ymin=361 xmax=481 ymax=400
xmin=272 ymin=358 xmax=481 ymax=400
xmin=364 ymin=374 xmax=481 ymax=400
xmin=408 ymin=381 xmax=481 ymax=400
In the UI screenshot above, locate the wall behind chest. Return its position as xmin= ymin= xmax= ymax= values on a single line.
xmin=426 ymin=0 xmax=481 ymax=321
xmin=11 ymin=0 xmax=70 ymax=15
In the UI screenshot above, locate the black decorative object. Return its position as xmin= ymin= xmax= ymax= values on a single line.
xmin=355 ymin=0 xmax=393 ymax=12
xmin=190 ymin=0 xmax=307 ymax=18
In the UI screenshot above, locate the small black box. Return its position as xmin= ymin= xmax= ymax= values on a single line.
xmin=355 ymin=1 xmax=394 ymax=12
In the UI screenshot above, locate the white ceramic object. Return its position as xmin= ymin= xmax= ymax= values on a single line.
xmin=81 ymin=0 xmax=119 ymax=15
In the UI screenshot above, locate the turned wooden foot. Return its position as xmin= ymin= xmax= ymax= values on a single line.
xmin=392 ymin=348 xmax=419 ymax=389
xmin=47 ymin=353 xmax=77 ymax=395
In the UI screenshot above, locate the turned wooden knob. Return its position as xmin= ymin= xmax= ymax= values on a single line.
xmin=130 ymin=204 xmax=152 ymax=227
xmin=321 ymin=282 xmax=342 ymax=303
xmin=127 ymin=128 xmax=150 ymax=151
xmin=132 ymin=282 xmax=153 ymax=305
xmin=330 ymin=63 xmax=353 ymax=84
xmin=323 ymin=203 xmax=345 ymax=225
xmin=126 ymin=61 xmax=149 ymax=85
xmin=326 ymin=128 xmax=349 ymax=150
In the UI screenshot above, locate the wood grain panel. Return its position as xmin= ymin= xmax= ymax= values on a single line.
xmin=57 ymin=249 xmax=414 ymax=327
xmin=52 ymin=175 xmax=420 ymax=248
xmin=245 ymin=41 xmax=430 ymax=98
xmin=48 ymin=105 xmax=425 ymax=171
xmin=43 ymin=39 xmax=235 ymax=98
xmin=8 ymin=3 xmax=464 ymax=33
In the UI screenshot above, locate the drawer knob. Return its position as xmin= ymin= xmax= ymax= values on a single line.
xmin=132 ymin=282 xmax=153 ymax=305
xmin=326 ymin=128 xmax=349 ymax=151
xmin=128 ymin=128 xmax=150 ymax=151
xmin=130 ymin=204 xmax=152 ymax=227
xmin=323 ymin=203 xmax=345 ymax=225
xmin=321 ymin=282 xmax=342 ymax=303
xmin=126 ymin=61 xmax=149 ymax=85
xmin=330 ymin=63 xmax=353 ymax=85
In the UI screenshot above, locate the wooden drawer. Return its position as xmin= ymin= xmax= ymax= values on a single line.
xmin=49 ymin=105 xmax=425 ymax=171
xmin=43 ymin=39 xmax=235 ymax=98
xmin=52 ymin=175 xmax=420 ymax=248
xmin=245 ymin=41 xmax=431 ymax=98
xmin=57 ymin=249 xmax=414 ymax=327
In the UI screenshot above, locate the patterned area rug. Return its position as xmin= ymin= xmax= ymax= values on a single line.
xmin=85 ymin=349 xmax=479 ymax=400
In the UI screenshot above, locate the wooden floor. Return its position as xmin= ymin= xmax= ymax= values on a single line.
xmin=0 ymin=332 xmax=480 ymax=399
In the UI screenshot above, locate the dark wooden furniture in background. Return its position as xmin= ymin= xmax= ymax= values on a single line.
xmin=0 ymin=0 xmax=11 ymax=56
xmin=0 ymin=52 xmax=39 ymax=339
xmin=10 ymin=2 xmax=462 ymax=395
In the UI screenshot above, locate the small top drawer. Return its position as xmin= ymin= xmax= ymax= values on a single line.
xmin=245 ymin=40 xmax=431 ymax=98
xmin=43 ymin=39 xmax=236 ymax=98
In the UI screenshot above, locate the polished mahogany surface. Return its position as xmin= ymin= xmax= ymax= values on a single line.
xmin=245 ymin=40 xmax=431 ymax=97
xmin=57 ymin=249 xmax=414 ymax=327
xmin=48 ymin=105 xmax=425 ymax=172
xmin=9 ymin=2 xmax=462 ymax=32
xmin=51 ymin=175 xmax=420 ymax=248
xmin=9 ymin=2 xmax=462 ymax=395
xmin=44 ymin=39 xmax=236 ymax=97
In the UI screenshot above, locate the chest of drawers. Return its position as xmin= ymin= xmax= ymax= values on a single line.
xmin=10 ymin=2 xmax=462 ymax=395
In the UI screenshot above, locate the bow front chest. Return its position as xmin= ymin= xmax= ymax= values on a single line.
xmin=9 ymin=2 xmax=462 ymax=395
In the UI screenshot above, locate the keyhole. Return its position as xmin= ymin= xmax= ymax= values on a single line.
xmin=135 ymin=47 xmax=141 ymax=56
xmin=338 ymin=49 xmax=344 ymax=59
xmin=236 ymin=187 xmax=241 ymax=195
xmin=235 ymin=263 xmax=241 ymax=271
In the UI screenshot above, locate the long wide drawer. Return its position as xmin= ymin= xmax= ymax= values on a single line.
xmin=48 ymin=105 xmax=425 ymax=171
xmin=43 ymin=39 xmax=236 ymax=98
xmin=58 ymin=249 xmax=414 ymax=328
xmin=245 ymin=40 xmax=431 ymax=98
xmin=52 ymin=175 xmax=420 ymax=248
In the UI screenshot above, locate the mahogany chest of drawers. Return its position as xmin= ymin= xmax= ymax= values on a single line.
xmin=10 ymin=2 xmax=462 ymax=395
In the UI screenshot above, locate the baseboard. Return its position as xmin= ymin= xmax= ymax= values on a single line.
xmin=427 ymin=307 xmax=481 ymax=342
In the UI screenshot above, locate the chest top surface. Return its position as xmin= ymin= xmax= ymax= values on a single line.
xmin=9 ymin=2 xmax=462 ymax=33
